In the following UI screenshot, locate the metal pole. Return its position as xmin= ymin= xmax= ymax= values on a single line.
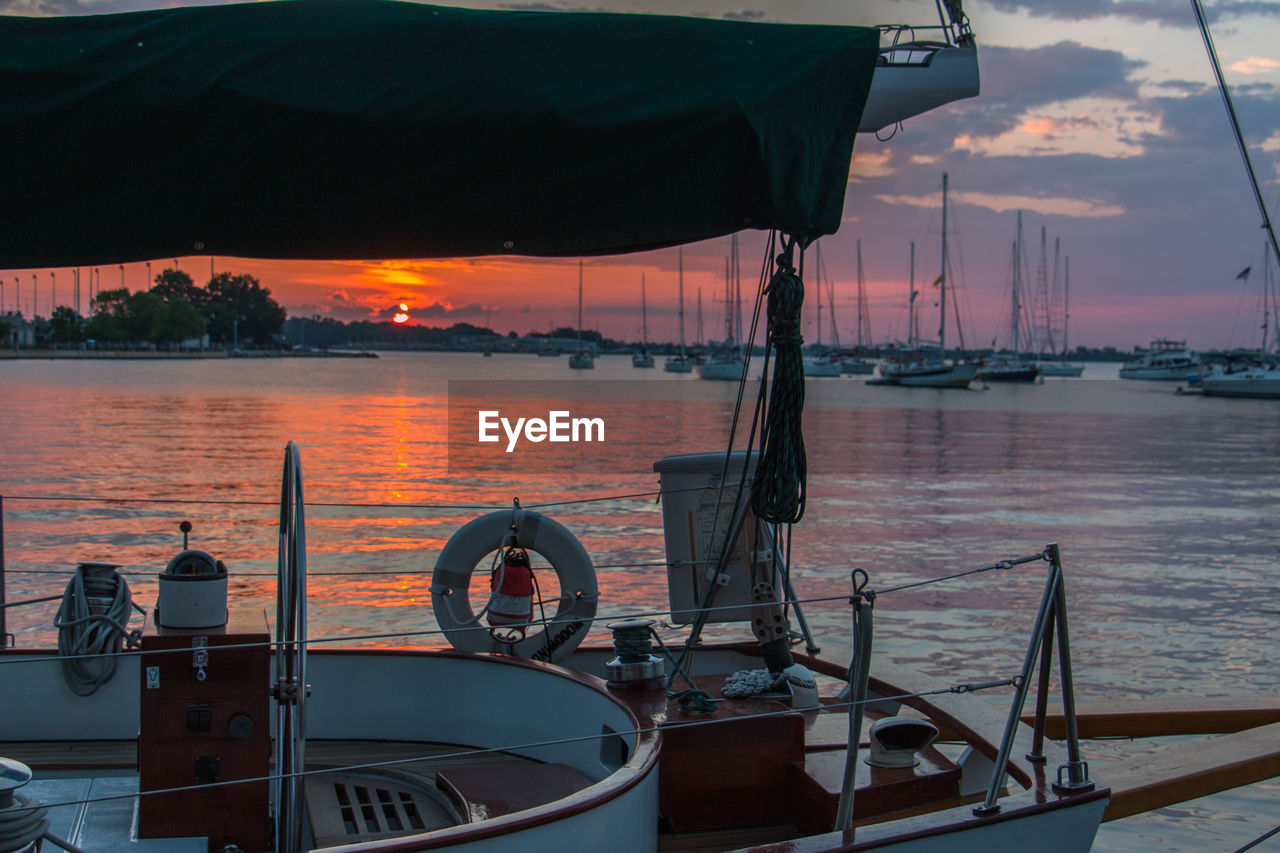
xmin=974 ymin=558 xmax=1060 ymax=815
xmin=1026 ymin=605 xmax=1055 ymax=762
xmin=1 ymin=495 xmax=7 ymax=647
xmin=1049 ymin=544 xmax=1093 ymax=792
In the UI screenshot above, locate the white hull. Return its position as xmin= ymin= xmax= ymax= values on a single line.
xmin=698 ymin=359 xmax=743 ymax=380
xmin=840 ymin=359 xmax=877 ymax=375
xmin=1200 ymin=366 xmax=1280 ymax=399
xmin=663 ymin=357 xmax=694 ymax=373
xmin=568 ymin=354 xmax=595 ymax=369
xmin=1118 ymin=365 xmax=1197 ymax=381
xmin=872 ymin=360 xmax=978 ymax=388
xmin=803 ymin=358 xmax=842 ymax=377
xmin=631 ymin=353 xmax=654 ymax=368
xmin=1038 ymin=362 xmax=1084 ymax=377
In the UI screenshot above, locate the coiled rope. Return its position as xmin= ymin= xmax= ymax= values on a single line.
xmin=0 ymin=793 xmax=47 ymax=853
xmin=752 ymin=239 xmax=807 ymax=525
xmin=0 ymin=792 xmax=83 ymax=853
xmin=52 ymin=566 xmax=140 ymax=696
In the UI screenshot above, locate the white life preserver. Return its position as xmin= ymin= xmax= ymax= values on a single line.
xmin=430 ymin=509 xmax=598 ymax=663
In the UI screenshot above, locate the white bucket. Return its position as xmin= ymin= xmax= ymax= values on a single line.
xmin=653 ymin=451 xmax=776 ymax=624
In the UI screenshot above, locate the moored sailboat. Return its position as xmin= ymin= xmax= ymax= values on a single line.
xmin=568 ymin=259 xmax=594 ymax=369
xmin=978 ymin=213 xmax=1041 ymax=382
xmin=664 ymin=248 xmax=694 ymax=374
xmin=631 ymin=275 xmax=654 ymax=368
xmin=871 ymin=174 xmax=978 ymax=388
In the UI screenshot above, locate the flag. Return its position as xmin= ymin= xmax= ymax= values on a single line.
xmin=1236 ymin=267 xmax=1251 ymax=280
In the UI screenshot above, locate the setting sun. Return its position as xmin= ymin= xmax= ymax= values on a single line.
xmin=393 ymin=303 xmax=409 ymax=324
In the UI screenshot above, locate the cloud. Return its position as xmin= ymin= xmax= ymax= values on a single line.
xmin=976 ymin=0 xmax=1280 ymax=26
xmin=874 ymin=190 xmax=1126 ymax=218
xmin=1228 ymin=56 xmax=1280 ymax=75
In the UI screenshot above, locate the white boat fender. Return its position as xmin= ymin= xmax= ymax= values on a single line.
xmin=430 ymin=508 xmax=598 ymax=663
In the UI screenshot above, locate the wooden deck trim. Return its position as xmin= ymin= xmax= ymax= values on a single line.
xmin=1026 ymin=697 xmax=1280 ymax=739
xmin=1101 ymin=721 xmax=1280 ymax=821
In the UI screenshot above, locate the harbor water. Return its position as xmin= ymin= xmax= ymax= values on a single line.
xmin=1 ymin=352 xmax=1277 ymax=850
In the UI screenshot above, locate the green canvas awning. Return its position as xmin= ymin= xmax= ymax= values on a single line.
xmin=0 ymin=0 xmax=878 ymax=268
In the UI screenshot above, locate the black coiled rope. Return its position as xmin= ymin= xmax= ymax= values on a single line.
xmin=752 ymin=240 xmax=808 ymax=525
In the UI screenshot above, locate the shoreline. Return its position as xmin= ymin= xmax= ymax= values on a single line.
xmin=0 ymin=348 xmax=378 ymax=360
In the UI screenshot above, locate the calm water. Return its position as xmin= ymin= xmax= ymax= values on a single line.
xmin=2 ymin=352 xmax=1278 ymax=849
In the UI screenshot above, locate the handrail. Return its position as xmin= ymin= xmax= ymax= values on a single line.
xmin=273 ymin=441 xmax=308 ymax=853
xmin=974 ymin=543 xmax=1093 ymax=816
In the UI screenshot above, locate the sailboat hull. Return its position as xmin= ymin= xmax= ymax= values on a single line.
xmin=871 ymin=361 xmax=978 ymax=388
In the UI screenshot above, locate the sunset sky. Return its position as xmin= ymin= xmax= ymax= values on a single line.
xmin=2 ymin=0 xmax=1278 ymax=352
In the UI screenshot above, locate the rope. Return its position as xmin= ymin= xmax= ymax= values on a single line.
xmin=52 ymin=566 xmax=140 ymax=696
xmin=835 ymin=569 xmax=875 ymax=831
xmin=0 ymin=793 xmax=48 ymax=852
xmin=752 ymin=239 xmax=807 ymax=525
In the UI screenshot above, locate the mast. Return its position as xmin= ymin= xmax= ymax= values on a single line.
xmin=1064 ymin=257 xmax=1070 ymax=355
xmin=939 ymin=173 xmax=948 ymax=353
xmin=678 ymin=247 xmax=686 ymax=356
xmin=1013 ymin=212 xmax=1023 ymax=358
xmin=828 ymin=246 xmax=840 ymax=348
xmin=908 ymin=242 xmax=916 ymax=348
xmin=1190 ymin=0 xmax=1280 ymax=274
xmin=641 ymin=274 xmax=648 ymax=347
xmin=815 ymin=242 xmax=823 ymax=349
xmin=733 ymin=233 xmax=742 ymax=350
xmin=576 ymin=258 xmax=583 ymax=346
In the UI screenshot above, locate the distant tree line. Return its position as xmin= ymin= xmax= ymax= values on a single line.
xmin=43 ymin=269 xmax=285 ymax=348
xmin=282 ymin=318 xmax=620 ymax=349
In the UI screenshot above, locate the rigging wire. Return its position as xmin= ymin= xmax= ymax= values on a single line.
xmin=0 ymin=548 xmax=1051 ymax=667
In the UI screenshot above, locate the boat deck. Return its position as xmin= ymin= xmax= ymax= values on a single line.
xmin=1 ymin=739 xmax=569 ymax=851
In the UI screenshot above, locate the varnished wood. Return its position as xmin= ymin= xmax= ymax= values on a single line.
xmin=1027 ymin=697 xmax=1280 ymax=738
xmin=1102 ymin=721 xmax=1280 ymax=820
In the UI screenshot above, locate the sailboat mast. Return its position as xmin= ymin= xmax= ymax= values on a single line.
xmin=908 ymin=242 xmax=916 ymax=348
xmin=1013 ymin=212 xmax=1022 ymax=357
xmin=577 ymin=258 xmax=583 ymax=343
xmin=678 ymin=247 xmax=686 ymax=355
xmin=1064 ymin=257 xmax=1070 ymax=355
xmin=733 ymin=233 xmax=742 ymax=349
xmin=815 ymin=242 xmax=823 ymax=349
xmin=641 ymin=274 xmax=648 ymax=346
xmin=856 ymin=239 xmax=865 ymax=348
xmin=939 ymin=173 xmax=948 ymax=353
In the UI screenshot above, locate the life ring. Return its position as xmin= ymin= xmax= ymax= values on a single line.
xmin=430 ymin=509 xmax=598 ymax=663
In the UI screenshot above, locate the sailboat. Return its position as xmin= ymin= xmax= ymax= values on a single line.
xmin=1201 ymin=251 xmax=1280 ymax=398
xmin=1037 ymin=245 xmax=1085 ymax=377
xmin=631 ymin=274 xmax=655 ymax=368
xmin=978 ymin=213 xmax=1041 ymax=382
xmin=837 ymin=239 xmax=877 ymax=374
xmin=12 ymin=5 xmax=1243 ymax=853
xmin=568 ymin=259 xmax=594 ymax=369
xmin=663 ymin=247 xmax=693 ymax=373
xmin=871 ymin=174 xmax=979 ymax=388
xmin=802 ymin=241 xmax=843 ymax=377
xmin=699 ymin=235 xmax=747 ymax=380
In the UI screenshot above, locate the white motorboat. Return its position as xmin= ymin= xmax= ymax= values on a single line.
xmin=1199 ymin=362 xmax=1280 ymax=398
xmin=1118 ymin=339 xmax=1200 ymax=380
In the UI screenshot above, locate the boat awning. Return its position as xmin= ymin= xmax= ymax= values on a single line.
xmin=0 ymin=0 xmax=878 ymax=268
